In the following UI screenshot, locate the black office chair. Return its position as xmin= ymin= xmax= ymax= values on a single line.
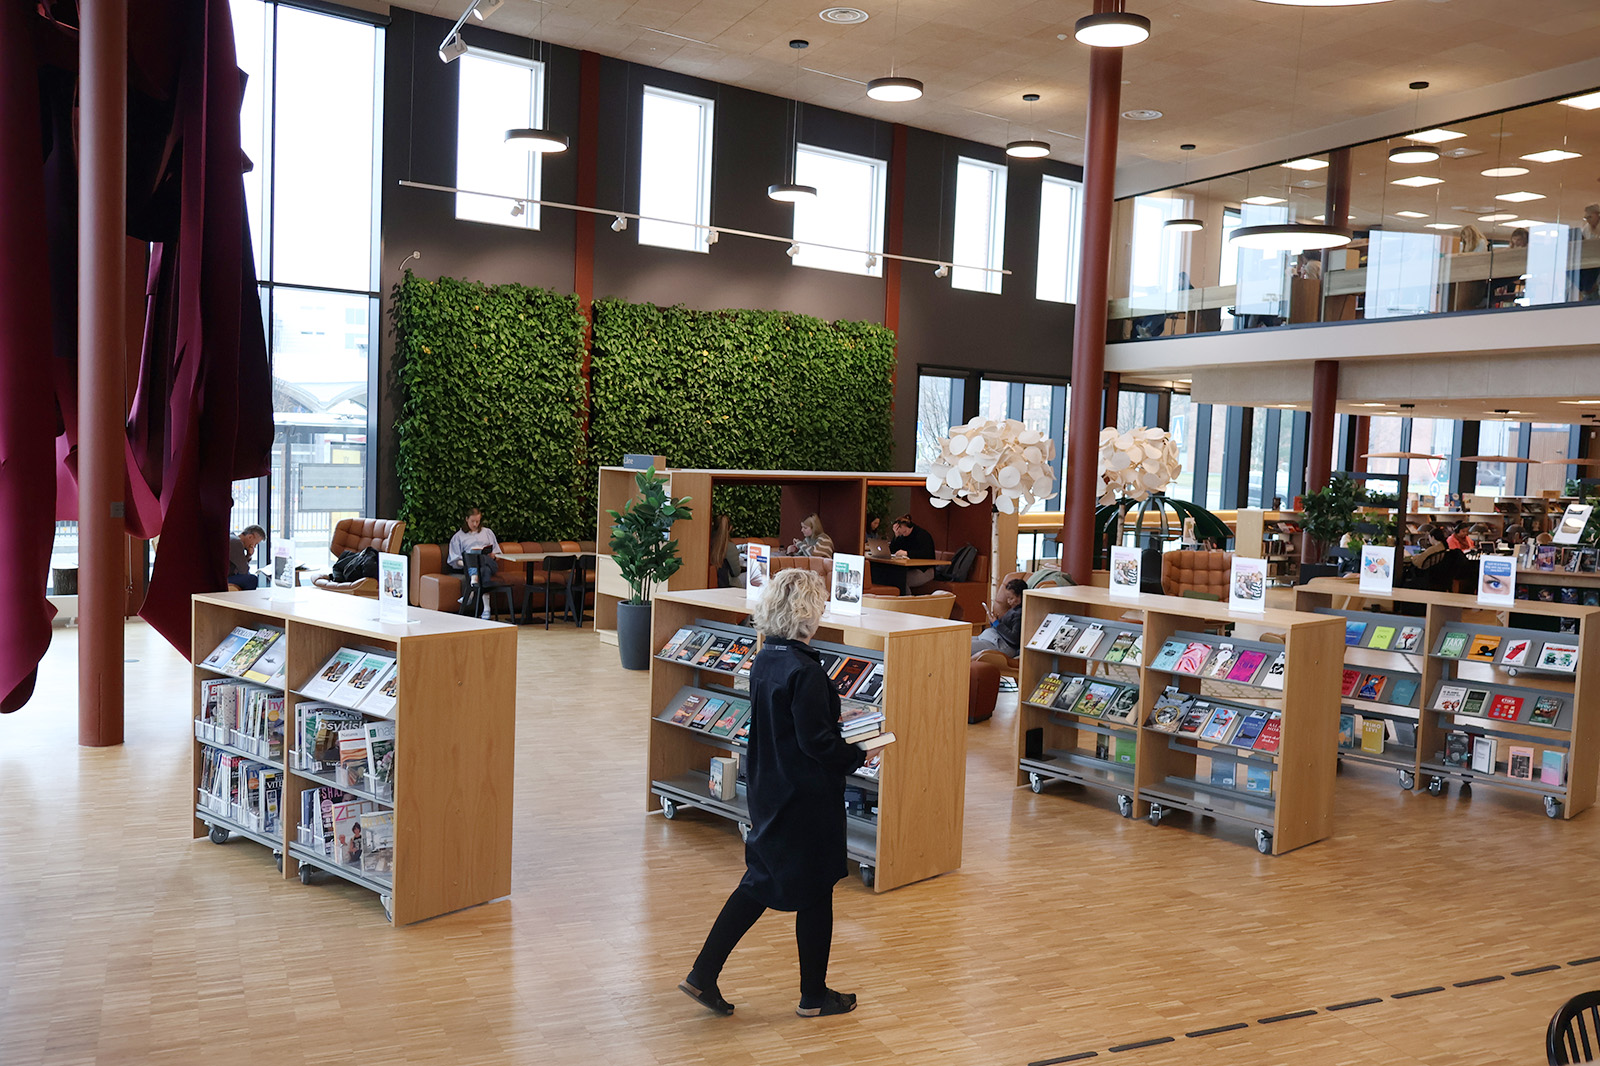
xmin=461 ymin=551 xmax=514 ymax=620
xmin=568 ymin=554 xmax=596 ymax=628
xmin=1549 ymin=990 xmax=1600 ymax=1064
xmin=523 ymin=555 xmax=575 ymax=629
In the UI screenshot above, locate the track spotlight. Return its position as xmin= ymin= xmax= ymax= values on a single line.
xmin=439 ymin=33 xmax=467 ymax=62
xmin=934 ymin=263 xmax=949 ymax=278
xmin=786 ymin=243 xmax=800 ymax=258
xmin=398 ymin=250 xmax=422 ymax=274
xmin=471 ymin=0 xmax=504 ymax=19
xmin=509 ymin=201 xmax=525 ymax=217
xmin=611 ymin=215 xmax=628 ymax=232
xmin=866 ymin=253 xmax=878 ymax=269
xmin=706 ymin=228 xmax=719 ymax=246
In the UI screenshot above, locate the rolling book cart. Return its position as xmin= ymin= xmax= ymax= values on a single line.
xmin=646 ymin=587 xmax=968 ymax=892
xmin=1017 ymin=586 xmax=1342 ymax=855
xmin=191 ymin=588 xmax=516 ymax=924
xmin=1295 ymin=578 xmax=1599 ymax=819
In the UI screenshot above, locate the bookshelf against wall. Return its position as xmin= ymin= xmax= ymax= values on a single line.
xmin=191 ymin=588 xmax=516 ymax=924
xmin=645 ymin=587 xmax=969 ymax=892
xmin=1295 ymin=578 xmax=1599 ymax=819
xmin=1016 ymin=585 xmax=1342 ymax=855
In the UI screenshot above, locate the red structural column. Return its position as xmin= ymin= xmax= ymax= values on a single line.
xmin=1102 ymin=371 xmax=1120 ymax=429
xmin=1352 ymin=415 xmax=1371 ymax=473
xmin=1302 ymin=358 xmax=1339 ymax=562
xmin=574 ymin=50 xmax=601 ymax=433
xmin=79 ymin=0 xmax=127 ymax=746
xmin=1061 ymin=4 xmax=1124 ymax=584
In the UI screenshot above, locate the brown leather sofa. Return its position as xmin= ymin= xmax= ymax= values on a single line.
xmin=1161 ymin=550 xmax=1233 ymax=599
xmin=311 ymin=518 xmax=407 ymax=596
xmin=925 ymin=550 xmax=991 ymax=624
xmin=410 ymin=540 xmax=597 ymax=613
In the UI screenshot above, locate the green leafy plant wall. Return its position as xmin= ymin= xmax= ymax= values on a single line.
xmin=588 ymin=299 xmax=897 ymax=535
xmin=392 ymin=274 xmax=589 ymax=548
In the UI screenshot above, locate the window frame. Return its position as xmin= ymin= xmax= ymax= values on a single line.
xmin=637 ymin=84 xmax=716 ymax=253
xmin=1036 ymin=174 xmax=1083 ymax=304
xmin=454 ymin=48 xmax=546 ymax=230
xmin=790 ymin=142 xmax=888 ymax=277
xmin=952 ymin=156 xmax=1007 ymax=293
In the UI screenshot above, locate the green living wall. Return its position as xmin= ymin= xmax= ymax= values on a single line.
xmin=588 ymin=299 xmax=897 ymax=536
xmin=392 ymin=274 xmax=590 ymax=547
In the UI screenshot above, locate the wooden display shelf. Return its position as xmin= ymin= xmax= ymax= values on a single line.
xmin=1016 ymin=585 xmax=1342 ymax=855
xmin=190 ymin=588 xmax=517 ymax=924
xmin=1294 ymin=577 xmax=1599 ymax=819
xmin=645 ymin=586 xmax=969 ymax=892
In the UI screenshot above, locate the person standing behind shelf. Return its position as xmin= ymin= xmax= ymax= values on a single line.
xmin=679 ymin=568 xmax=873 ymax=1019
xmin=780 ymin=513 xmax=835 ymax=560
xmin=228 ymin=525 xmax=266 ymax=590
xmin=446 ymin=506 xmax=500 ymax=617
xmin=971 ymin=578 xmax=1028 ymax=658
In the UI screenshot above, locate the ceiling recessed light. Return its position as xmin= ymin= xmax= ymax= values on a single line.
xmin=1495 ymin=190 xmax=1545 ymax=202
xmin=1478 ymin=212 xmax=1518 ymax=222
xmin=1407 ymin=128 xmax=1466 ymax=143
xmin=1424 ymin=222 xmax=1459 ymax=229
xmin=1560 ymin=91 xmax=1600 ymax=111
xmin=1481 ymin=166 xmax=1529 ymax=178
xmin=1506 ymin=219 xmax=1546 ymax=228
xmin=1521 ymin=149 xmax=1582 ymax=163
xmin=1558 ymin=399 xmax=1600 ymax=405
xmin=818 ymin=6 xmax=870 ymax=23
xmin=1121 ymin=108 xmax=1162 ymax=121
xmin=1242 ymin=194 xmax=1287 ymax=205
xmin=1395 ymin=210 xmax=1428 ymax=218
xmin=1442 ymin=146 xmax=1483 ymax=159
xmin=1391 ymin=175 xmax=1444 ymax=187
xmin=1353 ymin=402 xmax=1388 ymax=407
xmin=1281 ymin=158 xmax=1329 ymax=171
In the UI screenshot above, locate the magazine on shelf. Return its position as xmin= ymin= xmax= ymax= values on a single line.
xmin=1500 ymin=637 xmax=1534 ymax=668
xmin=331 ymin=800 xmax=371 ymax=867
xmin=310 ymin=707 xmax=364 ymax=765
xmin=1204 ymin=644 xmax=1237 ymax=680
xmin=226 ymin=627 xmax=280 ymax=677
xmin=300 ymin=648 xmax=362 ymax=700
xmin=328 ymin=653 xmax=395 ymax=710
xmin=850 ymin=662 xmax=887 ymax=704
xmin=242 ymin=629 xmax=288 ymax=685
xmin=365 ymin=721 xmax=397 ymax=794
xmin=199 ymin=677 xmax=229 ymax=724
xmin=1470 ymin=736 xmax=1498 ymax=775
xmin=361 ymin=667 xmax=400 ymax=718
xmin=1260 ymin=653 xmax=1286 ymax=691
xmin=1436 ymin=631 xmax=1470 ymax=659
xmin=1537 ymin=642 xmax=1580 ymax=672
xmin=1028 ymin=614 xmax=1071 ymax=651
xmin=1149 ymin=639 xmax=1187 ymax=672
xmin=1529 ymin=695 xmax=1563 ymax=727
xmin=338 ymin=726 xmax=369 ymax=790
xmin=360 ymin=810 xmax=396 ymax=878
xmin=202 ymin=626 xmax=257 ymax=672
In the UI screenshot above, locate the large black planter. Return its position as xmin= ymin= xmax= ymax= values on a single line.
xmin=617 ymin=600 xmax=653 ymax=671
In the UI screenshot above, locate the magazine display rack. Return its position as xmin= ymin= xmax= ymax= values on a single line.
xmin=645 ymin=587 xmax=969 ymax=892
xmin=191 ymin=588 xmax=516 ymax=924
xmin=1295 ymin=578 xmax=1599 ymax=819
xmin=1017 ymin=585 xmax=1342 ymax=855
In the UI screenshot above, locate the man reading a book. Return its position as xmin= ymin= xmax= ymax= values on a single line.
xmin=972 ymin=578 xmax=1027 ymax=658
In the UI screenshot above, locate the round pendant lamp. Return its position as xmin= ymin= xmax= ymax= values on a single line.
xmin=1388 ymin=143 xmax=1440 ymax=164
xmin=1230 ymin=223 xmax=1351 ymax=251
xmin=1073 ymin=11 xmax=1151 ymax=47
xmin=505 ymin=128 xmax=569 ymax=154
xmin=1164 ymin=218 xmax=1204 ymax=232
xmin=768 ymin=183 xmax=818 ymax=202
xmin=1005 ymin=139 xmax=1050 ymax=159
xmin=866 ymin=76 xmax=923 ymax=102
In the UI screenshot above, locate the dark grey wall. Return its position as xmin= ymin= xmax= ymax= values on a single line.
xmin=376 ymin=9 xmax=1084 ymax=513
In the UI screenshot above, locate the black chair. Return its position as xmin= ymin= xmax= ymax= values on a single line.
xmin=522 ymin=555 xmax=575 ymax=629
xmin=568 ymin=554 xmax=595 ymax=628
xmin=1548 ymin=990 xmax=1600 ymax=1064
xmin=461 ymin=551 xmax=514 ymax=620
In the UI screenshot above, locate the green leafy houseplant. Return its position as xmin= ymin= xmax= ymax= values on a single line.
xmin=1300 ymin=475 xmax=1371 ymax=560
xmin=607 ymin=467 xmax=693 ymax=604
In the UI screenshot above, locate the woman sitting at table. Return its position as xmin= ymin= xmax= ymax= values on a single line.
xmin=447 ymin=506 xmax=501 ymax=616
xmin=781 ymin=514 xmax=834 ymax=560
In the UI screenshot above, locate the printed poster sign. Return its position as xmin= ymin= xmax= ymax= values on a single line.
xmin=1359 ymin=544 xmax=1395 ymax=595
xmin=745 ymin=543 xmax=771 ymax=602
xmin=1228 ymin=557 xmax=1268 ymax=614
xmin=378 ymin=552 xmax=410 ymax=624
xmin=829 ymin=553 xmax=865 ymax=615
xmin=1478 ymin=555 xmax=1516 ymax=607
xmin=1108 ymin=546 xmax=1142 ymax=598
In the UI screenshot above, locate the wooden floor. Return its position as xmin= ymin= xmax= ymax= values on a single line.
xmin=1 ymin=619 xmax=1593 ymax=1066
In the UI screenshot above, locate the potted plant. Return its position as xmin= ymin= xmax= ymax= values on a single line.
xmin=607 ymin=466 xmax=693 ymax=670
xmin=1300 ymin=475 xmax=1369 ymax=575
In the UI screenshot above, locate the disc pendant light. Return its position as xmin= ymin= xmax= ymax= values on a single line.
xmin=1073 ymin=8 xmax=1151 ymax=47
xmin=1164 ymin=144 xmax=1204 ymax=232
xmin=505 ymin=7 xmax=568 ymax=153
xmin=769 ymin=40 xmax=818 ymax=202
xmin=866 ymin=0 xmax=922 ymax=101
xmin=1388 ymin=81 xmax=1441 ymax=164
xmin=1005 ymin=94 xmax=1050 ymax=159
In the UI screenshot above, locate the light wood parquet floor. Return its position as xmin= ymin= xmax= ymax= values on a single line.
xmin=1 ymin=619 xmax=1594 ymax=1065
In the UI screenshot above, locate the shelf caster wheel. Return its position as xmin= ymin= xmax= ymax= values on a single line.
xmin=208 ymin=825 xmax=230 ymax=845
xmin=1028 ymin=772 xmax=1044 ymax=795
xmin=1117 ymin=794 xmax=1133 ymax=818
xmin=1398 ymin=770 xmax=1415 ymax=790
xmin=381 ymin=895 xmax=394 ymax=923
xmin=274 ymin=851 xmax=283 ymax=872
xmin=661 ymin=798 xmax=678 ymax=820
xmin=299 ymin=864 xmax=317 ymax=885
xmin=1255 ymin=829 xmax=1273 ymax=855
xmin=738 ymin=822 xmax=751 ymax=842
xmin=859 ymin=864 xmax=875 ymax=888
xmin=1147 ymin=803 xmax=1165 ymax=826
xmin=1546 ymin=796 xmax=1564 ymax=819
xmin=1427 ymin=776 xmax=1445 ymax=796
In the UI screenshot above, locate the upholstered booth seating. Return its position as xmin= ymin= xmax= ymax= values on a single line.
xmin=923 ymin=549 xmax=990 ymax=624
xmin=410 ymin=539 xmax=597 ymax=613
xmin=1162 ymin=550 xmax=1233 ymax=600
xmin=860 ymin=590 xmax=956 ymax=617
xmin=311 ymin=518 xmax=406 ymax=596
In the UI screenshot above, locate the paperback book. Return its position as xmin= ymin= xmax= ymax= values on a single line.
xmin=830 ymin=656 xmax=872 ymax=697
xmin=1146 ymin=689 xmax=1187 ymax=733
xmin=1460 ymin=689 xmax=1490 ymax=717
xmin=1486 ymin=693 xmax=1523 ymax=722
xmin=1070 ymin=623 xmax=1107 ymax=658
xmin=1052 ymin=677 xmax=1087 ymax=713
xmin=673 ymin=631 xmax=713 ymax=663
xmin=1436 ymin=631 xmax=1470 ymax=659
xmin=1395 ymin=626 xmax=1423 ymax=653
xmin=1360 ymin=718 xmax=1385 ymax=754
xmin=1074 ymin=682 xmax=1120 ymax=719
xmin=1434 ymin=684 xmax=1467 ymax=714
xmin=1507 ymin=746 xmax=1535 ymax=781
xmin=1500 ymin=637 xmax=1534 ymax=668
xmin=694 ymin=636 xmax=734 ymax=669
xmin=1260 ymin=653 xmax=1286 ymax=691
xmin=659 ymin=627 xmax=698 ymax=660
xmin=201 ymin=626 xmax=256 ymax=673
xmin=1345 ymin=620 xmax=1368 ymax=646
xmin=710 ymin=701 xmax=751 ymax=739
xmin=1337 ymin=713 xmax=1357 ymax=749
xmin=850 ymin=663 xmax=887 ymax=704
xmin=1227 ymin=650 xmax=1267 ymax=685
xmin=1046 ymin=622 xmax=1083 ymax=654
xmin=689 ymin=697 xmax=725 ymax=730
xmin=1173 ymin=641 xmax=1212 ymax=676
xmin=1538 ymin=642 xmax=1580 ymax=672
xmin=1028 ymin=673 xmax=1064 ymax=707
xmin=1244 ymin=765 xmax=1273 ymax=795
xmin=1540 ymin=749 xmax=1567 ymax=786
xmin=1149 ymin=639 xmax=1187 ymax=672
xmin=1102 ymin=686 xmax=1141 ymax=723
xmin=1027 ymin=614 xmax=1071 ymax=651
xmin=1176 ymin=704 xmax=1212 ymax=736
xmin=717 ymin=637 xmax=757 ymax=673
xmin=1471 ymin=736 xmax=1498 ymax=775
xmin=1389 ymin=677 xmax=1419 ymax=706
xmin=1356 ymin=674 xmax=1387 ymax=702
xmin=666 ymin=692 xmax=704 ymax=726
xmin=1367 ymin=625 xmax=1396 ymax=652
xmin=1198 ymin=706 xmax=1239 ymax=743
xmin=1251 ymin=712 xmax=1283 ymax=754
xmin=1465 ymin=634 xmax=1502 ymax=662
xmin=1443 ymin=732 xmax=1471 ymax=767
xmin=1204 ymin=644 xmax=1237 ymax=680
xmin=1340 ymin=669 xmax=1362 ymax=697
xmin=1103 ymin=633 xmax=1136 ymax=664
xmin=1529 ymin=695 xmax=1563 ymax=727
xmin=1231 ymin=710 xmax=1270 ymax=749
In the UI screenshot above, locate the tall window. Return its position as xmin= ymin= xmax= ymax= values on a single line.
xmin=1128 ymin=194 xmax=1187 ymax=302
xmin=229 ymin=0 xmax=382 ymax=568
xmin=952 ymin=157 xmax=1006 ymax=293
xmin=915 ymin=374 xmax=965 ymax=472
xmin=1037 ymin=175 xmax=1082 ymax=303
xmin=638 ymin=86 xmax=714 ymax=252
xmin=1168 ymin=393 xmax=1196 ymax=503
xmin=792 ymin=144 xmax=886 ymax=276
xmin=456 ymin=51 xmax=544 ymax=229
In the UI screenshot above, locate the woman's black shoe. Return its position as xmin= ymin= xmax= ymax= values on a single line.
xmin=679 ymin=978 xmax=735 ymax=1016
xmin=796 ymin=989 xmax=857 ymax=1017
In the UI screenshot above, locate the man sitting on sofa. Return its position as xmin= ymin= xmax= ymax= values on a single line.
xmin=971 ymin=578 xmax=1028 ymax=658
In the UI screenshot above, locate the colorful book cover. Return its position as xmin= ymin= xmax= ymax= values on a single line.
xmin=1149 ymin=639 xmax=1187 ymax=672
xmin=1028 ymin=673 xmax=1064 ymax=707
xmin=1395 ymin=626 xmax=1423 ymax=653
xmin=731 ymin=707 xmax=753 ymax=745
xmin=365 ymin=721 xmax=397 ymax=794
xmin=1070 ymin=623 xmax=1107 ymax=658
xmin=667 ymin=693 xmax=703 ymax=725
xmin=1113 ymin=737 xmax=1137 ymax=766
xmin=659 ymin=627 xmax=697 ymax=659
xmin=359 ymin=810 xmax=395 ymax=879
xmin=1052 ymin=677 xmax=1088 ymax=712
xmin=830 ymin=656 xmax=872 ymax=697
xmin=1443 ymin=732 xmax=1472 ymax=767
xmin=1500 ymin=637 xmax=1533 ymax=668
xmin=1174 ymin=641 xmax=1212 ymax=675
xmin=1260 ymin=653 xmax=1287 ymax=691
xmin=1538 ymin=642 xmax=1580 ymax=672
xmin=1460 ymin=689 xmax=1490 ymax=717
xmin=717 ymin=636 xmax=757 ymax=672
xmin=1345 ymin=620 xmax=1368 ymax=646
xmin=1204 ymin=644 xmax=1237 ymax=680
xmin=1231 ymin=710 xmax=1270 ymax=749
xmin=708 ymin=704 xmax=743 ymax=737
xmin=1047 ymin=622 xmax=1082 ymax=654
xmin=1103 ymin=686 xmax=1141 ymax=722
xmin=1125 ymin=635 xmax=1144 ymax=664
xmin=1027 ymin=614 xmax=1069 ymax=651
xmin=1198 ymin=706 xmax=1239 ymax=743
xmin=1465 ymin=634 xmax=1502 ymax=662
xmin=673 ymin=630 xmax=713 ymax=662
xmin=1471 ymin=736 xmax=1497 ymax=775
xmin=1507 ymin=745 xmax=1534 ymax=781
xmin=1367 ymin=625 xmax=1396 ymax=651
xmin=242 ymin=629 xmax=288 ymax=685
xmin=337 ymin=726 xmax=369 ymax=791
xmin=1356 ymin=673 xmax=1387 ymax=702
xmin=202 ymin=626 xmax=256 ymax=672
xmin=1434 ymin=684 xmax=1467 ymax=713
xmin=1244 ymin=765 xmax=1273 ymax=795
xmin=694 ymin=636 xmax=734 ymax=668
xmin=1146 ymin=689 xmax=1187 ymax=732
xmin=1177 ymin=704 xmax=1212 ymax=735
xmin=1389 ymin=677 xmax=1419 ymax=706
xmin=225 ymin=627 xmax=278 ymax=676
xmin=850 ymin=663 xmax=887 ymax=704
xmin=1103 ymin=633 xmax=1136 ymax=664
xmin=814 ymin=650 xmax=844 ymax=677
xmin=1226 ymin=650 xmax=1267 ymax=684
xmin=1340 ymin=669 xmax=1362 ymax=697
xmin=1251 ymin=712 xmax=1283 ymax=753
xmin=689 ymin=697 xmax=725 ymax=730
xmin=1337 ymin=713 xmax=1357 ymax=749
xmin=1540 ymin=749 xmax=1567 ymax=786
xmin=1529 ymin=695 xmax=1563 ymax=727
xmin=1209 ymin=759 xmax=1236 ymax=789
xmin=1487 ymin=693 xmax=1523 ymax=722
xmin=1437 ymin=631 xmax=1470 ymax=659
xmin=1074 ymin=682 xmax=1119 ymax=719
xmin=331 ymin=800 xmax=369 ymax=867
xmin=1360 ymin=718 xmax=1385 ymax=754
xmin=328 ymin=653 xmax=394 ymax=710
